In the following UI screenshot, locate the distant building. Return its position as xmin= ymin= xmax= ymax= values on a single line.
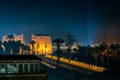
xmin=2 ymin=34 xmax=25 ymax=44
xmin=53 ymin=42 xmax=78 ymax=53
xmin=0 ymin=55 xmax=48 ymax=80
xmin=31 ymin=34 xmax=52 ymax=55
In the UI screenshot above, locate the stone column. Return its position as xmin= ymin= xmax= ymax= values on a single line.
xmin=38 ymin=63 xmax=40 ymax=72
xmin=22 ymin=64 xmax=25 ymax=73
xmin=16 ymin=64 xmax=19 ymax=73
xmin=28 ymin=63 xmax=30 ymax=73
xmin=33 ymin=63 xmax=35 ymax=73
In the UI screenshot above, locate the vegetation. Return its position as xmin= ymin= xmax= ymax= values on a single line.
xmin=53 ymin=38 xmax=64 ymax=69
xmin=0 ymin=34 xmax=119 ymax=73
xmin=29 ymin=40 xmax=36 ymax=54
xmin=53 ymin=35 xmax=120 ymax=73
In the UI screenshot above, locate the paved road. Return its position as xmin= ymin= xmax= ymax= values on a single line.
xmin=41 ymin=60 xmax=119 ymax=80
xmin=37 ymin=55 xmax=119 ymax=80
xmin=39 ymin=55 xmax=94 ymax=73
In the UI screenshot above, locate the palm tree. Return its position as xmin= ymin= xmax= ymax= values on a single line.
xmin=98 ymin=42 xmax=108 ymax=66
xmin=0 ymin=41 xmax=2 ymax=45
xmin=53 ymin=38 xmax=64 ymax=52
xmin=66 ymin=34 xmax=75 ymax=59
xmin=21 ymin=44 xmax=30 ymax=55
xmin=53 ymin=38 xmax=64 ymax=69
xmin=66 ymin=34 xmax=75 ymax=50
xmin=29 ymin=40 xmax=36 ymax=54
xmin=3 ymin=41 xmax=11 ymax=54
xmin=2 ymin=35 xmax=14 ymax=55
xmin=7 ymin=35 xmax=14 ymax=41
xmin=0 ymin=41 xmax=3 ymax=54
xmin=15 ymin=40 xmax=24 ymax=55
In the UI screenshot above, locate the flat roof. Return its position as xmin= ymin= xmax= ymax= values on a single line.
xmin=34 ymin=34 xmax=50 ymax=36
xmin=0 ymin=55 xmax=42 ymax=61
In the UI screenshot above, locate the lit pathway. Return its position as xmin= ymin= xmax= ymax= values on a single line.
xmin=44 ymin=55 xmax=106 ymax=73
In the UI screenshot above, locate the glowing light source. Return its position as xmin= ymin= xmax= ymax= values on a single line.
xmin=31 ymin=34 xmax=53 ymax=55
xmin=45 ymin=55 xmax=106 ymax=73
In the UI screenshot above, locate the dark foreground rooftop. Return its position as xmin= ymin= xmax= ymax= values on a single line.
xmin=0 ymin=55 xmax=42 ymax=60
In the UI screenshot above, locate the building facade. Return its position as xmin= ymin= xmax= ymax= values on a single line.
xmin=53 ymin=42 xmax=78 ymax=53
xmin=2 ymin=34 xmax=24 ymax=44
xmin=0 ymin=55 xmax=48 ymax=80
xmin=31 ymin=34 xmax=52 ymax=55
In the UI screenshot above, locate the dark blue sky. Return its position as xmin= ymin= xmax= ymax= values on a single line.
xmin=0 ymin=0 xmax=120 ymax=44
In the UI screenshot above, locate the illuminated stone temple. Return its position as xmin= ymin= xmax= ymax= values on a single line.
xmin=31 ymin=34 xmax=53 ymax=55
xmin=2 ymin=34 xmax=25 ymax=44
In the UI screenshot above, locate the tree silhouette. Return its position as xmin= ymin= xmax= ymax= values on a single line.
xmin=21 ymin=44 xmax=30 ymax=55
xmin=66 ymin=34 xmax=75 ymax=59
xmin=29 ymin=40 xmax=36 ymax=54
xmin=53 ymin=38 xmax=64 ymax=69
xmin=3 ymin=40 xmax=23 ymax=55
xmin=66 ymin=34 xmax=75 ymax=50
xmin=53 ymin=38 xmax=64 ymax=52
xmin=2 ymin=35 xmax=14 ymax=55
xmin=14 ymin=40 xmax=23 ymax=54
xmin=3 ymin=41 xmax=11 ymax=54
xmin=7 ymin=35 xmax=14 ymax=41
xmin=0 ymin=41 xmax=3 ymax=54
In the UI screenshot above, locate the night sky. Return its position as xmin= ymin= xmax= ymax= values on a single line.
xmin=0 ymin=0 xmax=120 ymax=44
